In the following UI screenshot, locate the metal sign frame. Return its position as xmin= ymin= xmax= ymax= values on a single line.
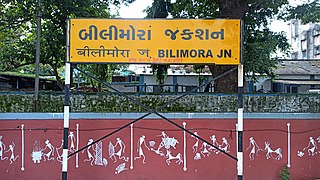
xmin=62 ymin=19 xmax=244 ymax=180
xmin=69 ymin=18 xmax=240 ymax=65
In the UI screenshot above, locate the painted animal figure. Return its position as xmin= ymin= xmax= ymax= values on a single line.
xmin=165 ymin=150 xmax=183 ymax=165
xmin=264 ymin=142 xmax=282 ymax=160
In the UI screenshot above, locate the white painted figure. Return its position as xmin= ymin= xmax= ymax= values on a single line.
xmin=68 ymin=132 xmax=76 ymax=153
xmin=151 ymin=132 xmax=179 ymax=157
xmin=0 ymin=135 xmax=7 ymax=160
xmin=264 ymin=142 xmax=282 ymax=160
xmin=208 ymin=134 xmax=219 ymax=153
xmin=42 ymin=139 xmax=55 ymax=161
xmin=134 ymin=135 xmax=150 ymax=164
xmin=5 ymin=142 xmax=18 ymax=164
xmin=32 ymin=141 xmax=42 ymax=163
xmin=82 ymin=139 xmax=95 ymax=165
xmin=303 ymin=137 xmax=318 ymax=156
xmin=219 ymin=137 xmax=230 ymax=153
xmin=165 ymin=149 xmax=183 ymax=165
xmin=56 ymin=140 xmax=64 ymax=162
xmin=246 ymin=137 xmax=262 ymax=161
xmin=317 ymin=136 xmax=320 ymax=143
xmin=191 ymin=132 xmax=199 ymax=153
xmin=115 ymin=138 xmax=128 ymax=162
xmin=200 ymin=142 xmax=211 ymax=157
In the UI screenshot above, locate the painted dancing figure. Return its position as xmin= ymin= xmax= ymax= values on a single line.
xmin=208 ymin=134 xmax=219 ymax=153
xmin=82 ymin=139 xmax=95 ymax=165
xmin=191 ymin=132 xmax=199 ymax=153
xmin=5 ymin=142 xmax=18 ymax=164
xmin=42 ymin=139 xmax=55 ymax=161
xmin=115 ymin=138 xmax=128 ymax=161
xmin=0 ymin=136 xmax=7 ymax=160
xmin=246 ymin=137 xmax=261 ymax=161
xmin=303 ymin=137 xmax=318 ymax=156
xmin=56 ymin=140 xmax=64 ymax=162
xmin=68 ymin=132 xmax=76 ymax=153
xmin=200 ymin=142 xmax=211 ymax=157
xmin=219 ymin=137 xmax=230 ymax=153
xmin=134 ymin=135 xmax=149 ymax=164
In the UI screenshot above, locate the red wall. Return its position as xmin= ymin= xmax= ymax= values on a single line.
xmin=0 ymin=118 xmax=319 ymax=180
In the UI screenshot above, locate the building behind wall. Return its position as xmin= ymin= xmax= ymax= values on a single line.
xmin=289 ymin=20 xmax=320 ymax=59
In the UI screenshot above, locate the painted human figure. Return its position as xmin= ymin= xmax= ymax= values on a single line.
xmin=160 ymin=131 xmax=168 ymax=139
xmin=156 ymin=131 xmax=168 ymax=151
xmin=82 ymin=139 xmax=95 ymax=165
xmin=42 ymin=139 xmax=55 ymax=161
xmin=200 ymin=142 xmax=211 ymax=157
xmin=56 ymin=140 xmax=64 ymax=162
xmin=219 ymin=137 xmax=230 ymax=153
xmin=5 ymin=142 xmax=18 ymax=164
xmin=303 ymin=137 xmax=318 ymax=156
xmin=115 ymin=138 xmax=127 ymax=161
xmin=191 ymin=132 xmax=199 ymax=153
xmin=246 ymin=137 xmax=260 ymax=161
xmin=208 ymin=134 xmax=219 ymax=153
xmin=134 ymin=135 xmax=150 ymax=164
xmin=0 ymin=136 xmax=7 ymax=160
xmin=68 ymin=132 xmax=76 ymax=153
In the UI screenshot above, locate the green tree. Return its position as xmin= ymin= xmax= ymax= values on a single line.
xmin=145 ymin=0 xmax=290 ymax=92
xmin=145 ymin=0 xmax=171 ymax=91
xmin=0 ymin=0 xmax=133 ymax=90
xmin=284 ymin=0 xmax=320 ymax=24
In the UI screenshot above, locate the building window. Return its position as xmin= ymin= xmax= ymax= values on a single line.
xmin=301 ymin=40 xmax=307 ymax=50
xmin=310 ymin=75 xmax=315 ymax=80
xmin=291 ymin=52 xmax=298 ymax=59
xmin=314 ymin=46 xmax=320 ymax=55
xmin=302 ymin=50 xmax=307 ymax=59
xmin=314 ymin=36 xmax=320 ymax=46
xmin=286 ymin=87 xmax=290 ymax=93
xmin=286 ymin=86 xmax=299 ymax=93
xmin=292 ymin=87 xmax=298 ymax=93
xmin=311 ymin=85 xmax=316 ymax=89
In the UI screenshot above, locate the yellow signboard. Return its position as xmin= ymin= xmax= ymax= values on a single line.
xmin=69 ymin=19 xmax=240 ymax=64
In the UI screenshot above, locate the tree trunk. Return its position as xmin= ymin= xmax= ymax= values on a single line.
xmin=209 ymin=0 xmax=249 ymax=93
xmin=209 ymin=65 xmax=238 ymax=93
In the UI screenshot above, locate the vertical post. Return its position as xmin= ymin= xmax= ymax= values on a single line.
xmin=21 ymin=124 xmax=25 ymax=171
xmin=62 ymin=19 xmax=71 ymax=180
xmin=76 ymin=124 xmax=79 ymax=168
xmin=183 ymin=122 xmax=187 ymax=172
xmin=237 ymin=19 xmax=244 ymax=180
xmin=287 ymin=123 xmax=291 ymax=168
xmin=130 ymin=124 xmax=133 ymax=170
xmin=34 ymin=0 xmax=41 ymax=111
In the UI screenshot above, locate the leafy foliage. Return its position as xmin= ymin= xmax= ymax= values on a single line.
xmin=279 ymin=165 xmax=290 ymax=180
xmin=283 ymin=0 xmax=320 ymax=24
xmin=143 ymin=0 xmax=292 ymax=92
xmin=170 ymin=0 xmax=290 ymax=84
xmin=0 ymin=0 xmax=133 ymax=89
xmin=145 ymin=0 xmax=170 ymax=87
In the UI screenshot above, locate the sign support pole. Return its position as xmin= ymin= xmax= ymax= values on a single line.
xmin=237 ymin=19 xmax=244 ymax=180
xmin=62 ymin=20 xmax=71 ymax=180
